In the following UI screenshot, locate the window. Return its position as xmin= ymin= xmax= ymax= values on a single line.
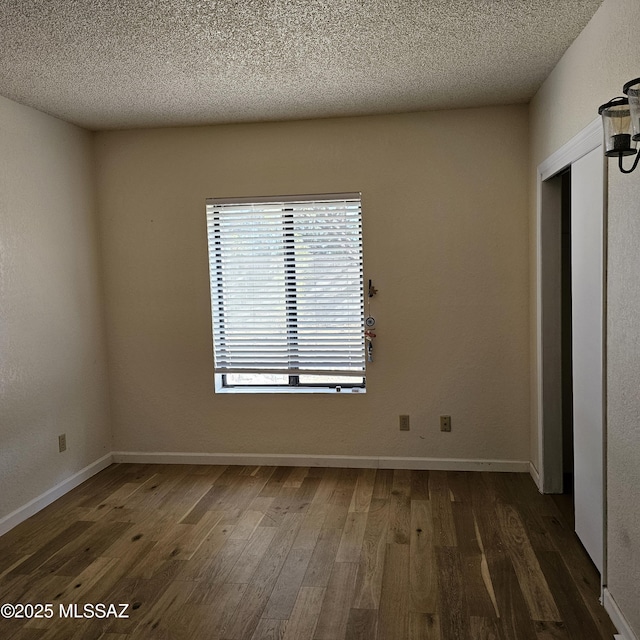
xmin=205 ymin=193 xmax=366 ymax=393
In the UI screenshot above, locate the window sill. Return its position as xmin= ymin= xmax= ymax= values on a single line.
xmin=214 ymin=384 xmax=366 ymax=395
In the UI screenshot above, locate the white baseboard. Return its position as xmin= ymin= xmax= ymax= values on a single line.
xmin=113 ymin=451 xmax=377 ymax=467
xmin=529 ymin=461 xmax=541 ymax=491
xmin=378 ymin=457 xmax=528 ymax=472
xmin=604 ymin=587 xmax=638 ymax=640
xmin=0 ymin=453 xmax=113 ymax=537
xmin=112 ymin=451 xmax=529 ymax=473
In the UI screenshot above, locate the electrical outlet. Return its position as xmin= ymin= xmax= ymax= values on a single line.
xmin=399 ymin=415 xmax=410 ymax=431
xmin=440 ymin=416 xmax=451 ymax=432
xmin=58 ymin=434 xmax=67 ymax=452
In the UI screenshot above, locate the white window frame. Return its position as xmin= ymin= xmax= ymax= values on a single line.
xmin=206 ymin=193 xmax=366 ymax=394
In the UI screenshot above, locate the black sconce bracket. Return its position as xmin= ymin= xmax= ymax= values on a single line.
xmin=618 ymin=152 xmax=640 ymax=174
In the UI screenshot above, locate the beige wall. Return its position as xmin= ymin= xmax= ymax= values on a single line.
xmin=530 ymin=0 xmax=640 ymax=634
xmin=0 ymin=96 xmax=112 ymax=521
xmin=95 ymin=106 xmax=530 ymax=463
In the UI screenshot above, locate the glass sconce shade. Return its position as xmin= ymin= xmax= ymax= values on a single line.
xmin=598 ymin=97 xmax=637 ymax=157
xmin=623 ymin=77 xmax=640 ymax=141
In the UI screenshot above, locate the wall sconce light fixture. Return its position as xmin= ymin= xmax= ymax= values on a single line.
xmin=599 ymin=78 xmax=640 ymax=174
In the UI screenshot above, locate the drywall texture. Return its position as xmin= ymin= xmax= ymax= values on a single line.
xmin=607 ymin=170 xmax=640 ymax=637
xmin=530 ymin=0 xmax=640 ymax=634
xmin=0 ymin=96 xmax=112 ymax=521
xmin=95 ymin=106 xmax=530 ymax=463
xmin=0 ymin=0 xmax=603 ymax=129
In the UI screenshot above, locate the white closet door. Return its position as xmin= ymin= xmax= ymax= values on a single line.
xmin=571 ymin=146 xmax=604 ymax=573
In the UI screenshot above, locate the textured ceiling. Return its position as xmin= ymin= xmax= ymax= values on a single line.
xmin=0 ymin=0 xmax=604 ymax=131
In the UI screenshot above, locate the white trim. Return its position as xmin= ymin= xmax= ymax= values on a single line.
xmin=538 ymin=117 xmax=602 ymax=181
xmin=536 ymin=172 xmax=551 ymax=493
xmin=112 ymin=451 xmax=529 ymax=472
xmin=377 ymin=458 xmax=528 ymax=472
xmin=114 ymin=451 xmax=377 ymax=468
xmin=529 ymin=461 xmax=541 ymax=491
xmin=604 ymin=587 xmax=638 ymax=640
xmin=0 ymin=453 xmax=113 ymax=537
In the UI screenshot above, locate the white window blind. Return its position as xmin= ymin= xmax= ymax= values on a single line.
xmin=206 ymin=193 xmax=365 ymax=379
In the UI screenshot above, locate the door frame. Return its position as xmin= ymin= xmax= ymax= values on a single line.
xmin=535 ymin=117 xmax=608 ymax=583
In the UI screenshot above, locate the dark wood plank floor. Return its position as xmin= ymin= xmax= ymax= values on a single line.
xmin=0 ymin=464 xmax=617 ymax=639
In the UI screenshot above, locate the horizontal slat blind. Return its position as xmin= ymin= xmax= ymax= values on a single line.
xmin=206 ymin=194 xmax=365 ymax=376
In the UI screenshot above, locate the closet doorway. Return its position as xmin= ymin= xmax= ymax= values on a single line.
xmin=536 ymin=119 xmax=606 ymax=577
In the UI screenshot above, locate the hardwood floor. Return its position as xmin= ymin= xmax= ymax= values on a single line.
xmin=0 ymin=464 xmax=617 ymax=639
